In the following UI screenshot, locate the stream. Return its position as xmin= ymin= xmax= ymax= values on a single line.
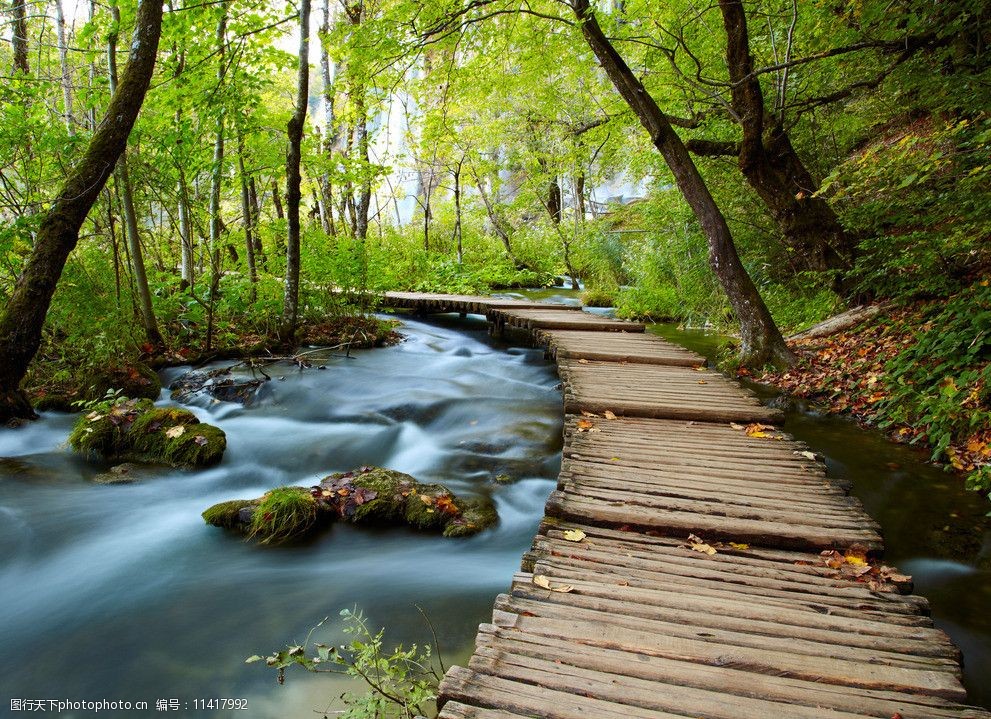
xmin=2 ymin=295 xmax=989 ymax=715
xmin=0 ymin=315 xmax=563 ymax=717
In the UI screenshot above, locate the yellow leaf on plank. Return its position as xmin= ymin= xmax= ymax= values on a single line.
xmin=686 ymin=533 xmax=717 ymax=555
xmin=165 ymin=425 xmax=185 ymax=439
xmin=729 ymin=542 xmax=749 ymax=550
xmin=562 ymin=529 xmax=586 ymax=542
xmin=533 ymin=575 xmax=574 ymax=593
xmin=603 ymin=410 xmax=617 ymax=420
xmin=698 ymin=380 xmax=707 ymax=385
xmin=577 ymin=358 xmax=590 ymax=364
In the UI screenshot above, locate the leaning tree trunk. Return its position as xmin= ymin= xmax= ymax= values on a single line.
xmin=281 ymin=0 xmax=310 ymax=339
xmin=0 ymin=0 xmax=164 ymax=422
xmin=571 ymin=0 xmax=793 ymax=368
xmin=109 ymin=6 xmax=164 ymax=351
xmin=717 ymin=0 xmax=854 ymax=275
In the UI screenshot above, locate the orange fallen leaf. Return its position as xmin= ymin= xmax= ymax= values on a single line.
xmin=533 ymin=575 xmax=574 ymax=593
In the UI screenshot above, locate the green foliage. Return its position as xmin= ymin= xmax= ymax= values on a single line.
xmin=247 ymin=487 xmax=318 ymax=544
xmin=877 ymin=283 xmax=991 ymax=490
xmin=247 ymin=609 xmax=439 ymax=719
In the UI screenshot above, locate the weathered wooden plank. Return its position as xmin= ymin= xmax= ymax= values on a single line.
xmin=546 ymin=491 xmax=884 ymax=551
xmin=490 ymin=609 xmax=966 ymax=700
xmin=535 ymin=329 xmax=704 ymax=366
xmin=492 ymin=308 xmax=645 ymax=332
xmin=438 ymin=701 xmax=539 ymax=719
xmin=439 ymin=666 xmax=686 ymax=719
xmin=474 ymin=627 xmax=990 ymax=719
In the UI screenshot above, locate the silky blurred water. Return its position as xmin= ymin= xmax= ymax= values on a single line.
xmin=0 ymin=314 xmax=563 ymax=717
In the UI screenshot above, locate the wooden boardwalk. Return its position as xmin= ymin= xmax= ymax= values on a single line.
xmin=380 ymin=292 xmax=991 ymax=719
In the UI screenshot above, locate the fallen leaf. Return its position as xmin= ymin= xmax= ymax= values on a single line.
xmin=578 ymin=358 xmax=589 ymax=364
xmin=698 ymin=380 xmax=707 ymax=385
xmin=603 ymin=410 xmax=617 ymax=420
xmin=581 ymin=410 xmax=599 ymax=418
xmin=686 ymin=533 xmax=718 ymax=555
xmin=562 ymin=529 xmax=587 ymax=542
xmin=795 ymin=450 xmax=817 ymax=460
xmin=729 ymin=542 xmax=749 ymax=550
xmin=730 ymin=423 xmax=745 ymax=431
xmin=533 ymin=575 xmax=574 ymax=593
xmin=165 ymin=425 xmax=186 ymax=439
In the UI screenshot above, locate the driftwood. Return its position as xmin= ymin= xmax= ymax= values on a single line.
xmin=788 ymin=304 xmax=886 ymax=342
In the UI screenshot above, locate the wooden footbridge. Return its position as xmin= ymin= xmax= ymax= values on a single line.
xmin=383 ymin=291 xmax=990 ymax=719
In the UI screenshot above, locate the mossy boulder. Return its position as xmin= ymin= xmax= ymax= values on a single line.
xmin=202 ymin=466 xmax=497 ymax=544
xmin=69 ymin=398 xmax=226 ymax=468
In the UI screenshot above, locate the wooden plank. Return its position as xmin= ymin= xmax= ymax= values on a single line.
xmin=535 ymin=329 xmax=704 ymax=366
xmin=474 ymin=627 xmax=990 ymax=719
xmin=438 ymin=701 xmax=539 ymax=719
xmin=490 ymin=609 xmax=966 ymax=700
xmin=492 ymin=308 xmax=645 ymax=332
xmin=439 ymin=666 xmax=687 ymax=719
xmin=546 ymin=491 xmax=884 ymax=551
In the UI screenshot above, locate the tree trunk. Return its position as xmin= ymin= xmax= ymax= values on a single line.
xmin=318 ymin=0 xmax=337 ymax=237
xmin=109 ymin=7 xmax=163 ymax=351
xmin=178 ymin=168 xmax=194 ymax=289
xmin=282 ymin=0 xmax=310 ymax=339
xmin=353 ymin=94 xmax=371 ymax=243
xmin=717 ymin=0 xmax=854 ymax=275
xmin=452 ymin=160 xmax=463 ymax=265
xmin=471 ymin=165 xmax=514 ymax=258
xmin=270 ymin=178 xmax=284 ymax=220
xmin=571 ymin=0 xmax=793 ymax=368
xmin=237 ymin=132 xmax=257 ymax=298
xmin=0 ymin=0 xmax=164 ymax=422
xmin=10 ymin=0 xmax=29 ymax=74
xmin=208 ymin=4 xmax=227 ymax=277
xmin=55 ymin=0 xmax=73 ymax=130
xmin=248 ymin=176 xmax=265 ymax=267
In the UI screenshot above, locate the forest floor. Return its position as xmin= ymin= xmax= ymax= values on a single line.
xmin=753 ymin=293 xmax=991 ymax=499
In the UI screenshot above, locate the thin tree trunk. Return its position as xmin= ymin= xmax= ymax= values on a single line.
xmin=237 ymin=132 xmax=257 ymax=298
xmin=270 ymin=179 xmax=285 ymax=219
xmin=318 ymin=0 xmax=336 ymax=236
xmin=571 ymin=0 xmax=792 ymax=367
xmin=248 ymin=176 xmax=265 ymax=267
xmin=472 ymin=168 xmax=513 ymax=257
xmin=282 ymin=0 xmax=310 ymax=339
xmin=178 ymin=168 xmax=194 ymax=289
xmin=109 ymin=4 xmax=163 ymax=351
xmin=10 ymin=0 xmax=29 ymax=74
xmin=0 ymin=0 xmax=163 ymax=421
xmin=716 ymin=0 xmax=854 ymax=275
xmin=54 ymin=0 xmax=73 ymax=130
xmin=452 ymin=160 xmax=463 ymax=265
xmin=208 ymin=4 xmax=227 ymax=278
xmin=353 ymin=95 xmax=371 ymax=243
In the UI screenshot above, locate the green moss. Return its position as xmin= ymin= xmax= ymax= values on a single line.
xmin=443 ymin=497 xmax=499 ymax=537
xmin=203 ymin=466 xmax=499 ymax=545
xmin=248 ymin=487 xmax=318 ymax=544
xmin=68 ymin=398 xmax=226 ymax=468
xmin=86 ymin=364 xmax=162 ymax=401
xmin=202 ymin=499 xmax=256 ymax=529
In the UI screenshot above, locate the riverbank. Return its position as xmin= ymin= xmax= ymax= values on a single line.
xmin=754 ymin=283 xmax=991 ymax=503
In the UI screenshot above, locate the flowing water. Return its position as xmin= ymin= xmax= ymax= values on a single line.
xmin=3 ymin=291 xmax=990 ymax=714
xmin=0 ymin=315 xmax=563 ymax=717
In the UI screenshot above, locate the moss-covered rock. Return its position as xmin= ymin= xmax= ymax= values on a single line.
xmin=202 ymin=466 xmax=497 ymax=544
xmin=69 ymin=398 xmax=226 ymax=468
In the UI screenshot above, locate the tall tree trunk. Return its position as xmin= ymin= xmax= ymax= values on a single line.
xmin=0 ymin=0 xmax=164 ymax=421
xmin=318 ymin=0 xmax=336 ymax=237
xmin=281 ymin=0 xmax=310 ymax=339
xmin=547 ymin=176 xmax=562 ymax=224
xmin=270 ymin=179 xmax=285 ymax=220
xmin=109 ymin=4 xmax=163 ymax=351
xmin=178 ymin=169 xmax=194 ymax=289
xmin=247 ymin=176 xmax=265 ymax=267
xmin=452 ymin=159 xmax=463 ymax=265
xmin=571 ymin=0 xmax=792 ymax=367
xmin=575 ymin=173 xmax=586 ymax=220
xmin=353 ymin=94 xmax=371 ymax=243
xmin=55 ymin=0 xmax=73 ymax=130
xmin=237 ymin=132 xmax=257 ymax=297
xmin=10 ymin=0 xmax=29 ymax=74
xmin=715 ymin=0 xmax=854 ymax=275
xmin=208 ymin=4 xmax=227 ymax=277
